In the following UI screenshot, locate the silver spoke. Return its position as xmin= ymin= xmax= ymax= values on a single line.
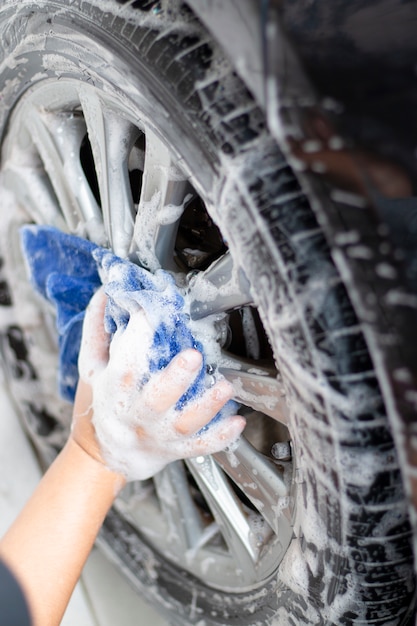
xmin=214 ymin=437 xmax=292 ymax=535
xmin=39 ymin=111 xmax=106 ymax=243
xmin=189 ymin=252 xmax=253 ymax=319
xmin=24 ymin=105 xmax=105 ymax=239
xmin=79 ymin=87 xmax=137 ymax=256
xmin=153 ymin=462 xmax=205 ymax=550
xmin=131 ymin=128 xmax=189 ymax=271
xmin=1 ymin=165 xmax=67 ymax=232
xmin=219 ymin=356 xmax=289 ymax=423
xmin=187 ymin=455 xmax=261 ymax=574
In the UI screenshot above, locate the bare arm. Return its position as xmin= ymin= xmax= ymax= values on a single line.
xmin=0 ymin=437 xmax=124 ymax=626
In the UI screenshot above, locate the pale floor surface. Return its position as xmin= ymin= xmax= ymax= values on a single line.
xmin=0 ymin=381 xmax=169 ymax=626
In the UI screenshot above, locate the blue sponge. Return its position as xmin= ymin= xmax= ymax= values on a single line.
xmin=20 ymin=226 xmax=101 ymax=402
xmin=19 ymin=225 xmax=235 ymax=422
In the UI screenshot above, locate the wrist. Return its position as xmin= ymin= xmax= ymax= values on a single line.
xmin=65 ymin=437 xmax=126 ymax=495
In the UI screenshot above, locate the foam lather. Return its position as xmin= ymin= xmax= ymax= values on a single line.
xmin=19 ymin=225 xmax=236 ymax=422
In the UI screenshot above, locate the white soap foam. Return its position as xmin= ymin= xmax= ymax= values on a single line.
xmin=78 ymin=284 xmax=242 ymax=481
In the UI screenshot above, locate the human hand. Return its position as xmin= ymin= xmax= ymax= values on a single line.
xmin=71 ymin=289 xmax=245 ymax=481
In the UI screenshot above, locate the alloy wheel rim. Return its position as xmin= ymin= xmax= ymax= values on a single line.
xmin=1 ymin=78 xmax=295 ymax=590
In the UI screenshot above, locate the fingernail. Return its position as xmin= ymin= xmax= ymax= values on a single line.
xmin=179 ymin=349 xmax=202 ymax=371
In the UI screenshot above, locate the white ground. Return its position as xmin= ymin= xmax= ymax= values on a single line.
xmin=0 ymin=376 xmax=169 ymax=626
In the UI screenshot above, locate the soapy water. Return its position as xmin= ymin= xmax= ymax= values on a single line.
xmin=19 ymin=225 xmax=233 ymax=403
xmin=0 ymin=7 xmax=411 ymax=620
xmin=93 ymin=247 xmax=208 ymax=410
xmin=78 ymin=291 xmax=243 ymax=480
xmin=20 ymin=225 xmax=242 ymax=479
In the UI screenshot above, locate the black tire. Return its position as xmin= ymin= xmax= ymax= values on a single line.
xmin=0 ymin=1 xmax=414 ymax=625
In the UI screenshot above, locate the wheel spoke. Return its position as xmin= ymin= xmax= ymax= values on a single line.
xmin=1 ymin=165 xmax=67 ymax=232
xmin=153 ymin=462 xmax=205 ymax=550
xmin=189 ymin=252 xmax=253 ymax=319
xmin=186 ymin=455 xmax=260 ymax=574
xmin=219 ymin=356 xmax=289 ymax=423
xmin=22 ymin=104 xmax=105 ymax=242
xmin=40 ymin=110 xmax=107 ymax=244
xmin=79 ymin=87 xmax=137 ymax=256
xmin=213 ymin=437 xmax=292 ymax=535
xmin=131 ymin=128 xmax=189 ymax=271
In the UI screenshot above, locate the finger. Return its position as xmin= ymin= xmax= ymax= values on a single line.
xmin=78 ymin=288 xmax=110 ymax=379
xmin=186 ymin=415 xmax=246 ymax=457
xmin=174 ymin=379 xmax=235 ymax=436
xmin=143 ymin=349 xmax=203 ymax=413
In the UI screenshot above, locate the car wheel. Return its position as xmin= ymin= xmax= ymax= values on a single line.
xmin=0 ymin=1 xmax=414 ymax=624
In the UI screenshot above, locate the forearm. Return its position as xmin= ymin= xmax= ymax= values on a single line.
xmin=0 ymin=438 xmax=125 ymax=626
